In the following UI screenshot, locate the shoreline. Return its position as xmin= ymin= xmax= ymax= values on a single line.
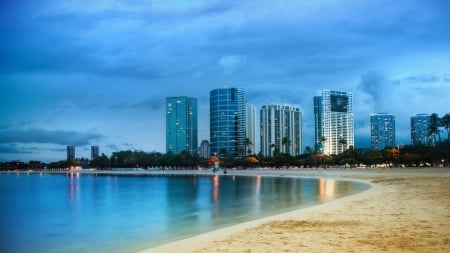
xmin=4 ymin=167 xmax=449 ymax=252
xmin=137 ymin=167 xmax=450 ymax=253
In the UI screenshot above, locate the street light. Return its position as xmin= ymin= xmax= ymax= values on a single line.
xmin=115 ymin=156 xmax=118 ymax=169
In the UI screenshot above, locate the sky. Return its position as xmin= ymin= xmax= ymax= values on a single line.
xmin=1 ymin=0 xmax=450 ymax=162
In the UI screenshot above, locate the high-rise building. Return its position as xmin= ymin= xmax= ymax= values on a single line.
xmin=314 ymin=90 xmax=354 ymax=155
xmin=411 ymin=113 xmax=433 ymax=146
xmin=198 ymin=140 xmax=211 ymax=159
xmin=260 ymin=104 xmax=302 ymax=157
xmin=166 ymin=96 xmax=198 ymax=155
xmin=67 ymin=145 xmax=75 ymax=161
xmin=210 ymin=87 xmax=246 ymax=158
xmin=246 ymin=104 xmax=256 ymax=155
xmin=91 ymin=146 xmax=99 ymax=160
xmin=370 ymin=113 xmax=395 ymax=150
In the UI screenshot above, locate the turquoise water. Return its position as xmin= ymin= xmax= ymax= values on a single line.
xmin=0 ymin=172 xmax=369 ymax=252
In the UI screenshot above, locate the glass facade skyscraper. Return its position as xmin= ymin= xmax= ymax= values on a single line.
xmin=371 ymin=113 xmax=395 ymax=150
xmin=91 ymin=146 xmax=99 ymax=160
xmin=166 ymin=96 xmax=198 ymax=155
xmin=411 ymin=113 xmax=433 ymax=146
xmin=67 ymin=145 xmax=75 ymax=161
xmin=314 ymin=90 xmax=354 ymax=155
xmin=210 ymin=87 xmax=246 ymax=158
xmin=260 ymin=104 xmax=302 ymax=157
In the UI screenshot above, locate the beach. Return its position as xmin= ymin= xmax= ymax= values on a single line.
xmin=141 ymin=167 xmax=450 ymax=253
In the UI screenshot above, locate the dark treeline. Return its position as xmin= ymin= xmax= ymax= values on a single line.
xmin=1 ymin=141 xmax=448 ymax=171
xmin=1 ymin=112 xmax=449 ymax=171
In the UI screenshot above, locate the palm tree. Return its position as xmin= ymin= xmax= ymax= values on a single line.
xmin=441 ymin=113 xmax=450 ymax=166
xmin=318 ymin=136 xmax=326 ymax=153
xmin=304 ymin=146 xmax=313 ymax=155
xmin=282 ymin=137 xmax=291 ymax=154
xmin=442 ymin=113 xmax=450 ymax=141
xmin=244 ymin=138 xmax=252 ymax=156
xmin=270 ymin=143 xmax=276 ymax=157
xmin=428 ymin=113 xmax=441 ymax=147
xmin=338 ymin=138 xmax=347 ymax=153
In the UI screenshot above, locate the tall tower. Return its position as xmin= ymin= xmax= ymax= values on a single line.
xmin=166 ymin=96 xmax=198 ymax=155
xmin=198 ymin=140 xmax=211 ymax=159
xmin=91 ymin=146 xmax=99 ymax=160
xmin=370 ymin=113 xmax=395 ymax=150
xmin=411 ymin=113 xmax=433 ymax=146
xmin=246 ymin=103 xmax=256 ymax=155
xmin=314 ymin=90 xmax=354 ymax=155
xmin=260 ymin=104 xmax=302 ymax=157
xmin=210 ymin=87 xmax=246 ymax=158
xmin=67 ymin=145 xmax=75 ymax=161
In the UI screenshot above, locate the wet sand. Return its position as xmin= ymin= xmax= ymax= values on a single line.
xmin=140 ymin=167 xmax=450 ymax=253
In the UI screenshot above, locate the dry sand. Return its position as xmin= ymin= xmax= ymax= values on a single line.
xmin=140 ymin=168 xmax=450 ymax=253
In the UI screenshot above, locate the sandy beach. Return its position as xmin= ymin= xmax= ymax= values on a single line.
xmin=140 ymin=167 xmax=450 ymax=253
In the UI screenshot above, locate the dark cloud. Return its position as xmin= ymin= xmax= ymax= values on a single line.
xmin=358 ymin=71 xmax=389 ymax=105
xmin=106 ymin=144 xmax=119 ymax=151
xmin=0 ymin=144 xmax=32 ymax=154
xmin=133 ymin=97 xmax=165 ymax=110
xmin=394 ymin=73 xmax=449 ymax=84
xmin=0 ymin=128 xmax=103 ymax=146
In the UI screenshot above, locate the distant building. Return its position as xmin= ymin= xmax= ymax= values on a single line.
xmin=314 ymin=90 xmax=354 ymax=155
xmin=370 ymin=113 xmax=395 ymax=150
xmin=198 ymin=140 xmax=211 ymax=159
xmin=260 ymin=104 xmax=302 ymax=157
xmin=166 ymin=96 xmax=198 ymax=155
xmin=67 ymin=146 xmax=75 ymax=161
xmin=246 ymin=104 xmax=256 ymax=155
xmin=210 ymin=87 xmax=246 ymax=158
xmin=91 ymin=146 xmax=99 ymax=160
xmin=411 ymin=113 xmax=433 ymax=146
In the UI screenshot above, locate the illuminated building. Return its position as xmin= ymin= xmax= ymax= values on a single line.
xmin=260 ymin=104 xmax=302 ymax=157
xmin=371 ymin=113 xmax=395 ymax=150
xmin=411 ymin=113 xmax=434 ymax=146
xmin=246 ymin=103 xmax=256 ymax=155
xmin=314 ymin=90 xmax=354 ymax=155
xmin=166 ymin=96 xmax=198 ymax=155
xmin=210 ymin=87 xmax=246 ymax=158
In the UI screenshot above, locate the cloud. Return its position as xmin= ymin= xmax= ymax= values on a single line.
xmin=0 ymin=128 xmax=103 ymax=146
xmin=133 ymin=97 xmax=165 ymax=110
xmin=358 ymin=71 xmax=389 ymax=104
xmin=218 ymin=54 xmax=246 ymax=75
xmin=393 ymin=73 xmax=450 ymax=84
xmin=0 ymin=144 xmax=32 ymax=154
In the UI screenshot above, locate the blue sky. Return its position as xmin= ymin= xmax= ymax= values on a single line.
xmin=1 ymin=0 xmax=449 ymax=162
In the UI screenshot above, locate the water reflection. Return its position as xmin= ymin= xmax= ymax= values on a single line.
xmin=0 ymin=173 xmax=369 ymax=253
xmin=212 ymin=175 xmax=219 ymax=216
xmin=318 ymin=178 xmax=336 ymax=202
xmin=68 ymin=172 xmax=81 ymax=204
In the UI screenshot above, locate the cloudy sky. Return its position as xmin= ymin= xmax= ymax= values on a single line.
xmin=1 ymin=0 xmax=449 ymax=162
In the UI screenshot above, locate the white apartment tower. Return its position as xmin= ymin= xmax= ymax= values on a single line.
xmin=260 ymin=104 xmax=302 ymax=157
xmin=246 ymin=104 xmax=256 ymax=155
xmin=314 ymin=90 xmax=354 ymax=155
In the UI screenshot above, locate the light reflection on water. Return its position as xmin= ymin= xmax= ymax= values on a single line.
xmin=0 ymin=173 xmax=369 ymax=253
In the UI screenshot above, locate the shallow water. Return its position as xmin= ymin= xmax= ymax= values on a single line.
xmin=0 ymin=172 xmax=369 ymax=252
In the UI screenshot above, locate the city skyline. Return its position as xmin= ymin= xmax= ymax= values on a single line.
xmin=1 ymin=1 xmax=450 ymax=162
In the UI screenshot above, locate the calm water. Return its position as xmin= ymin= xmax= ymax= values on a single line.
xmin=0 ymin=172 xmax=369 ymax=253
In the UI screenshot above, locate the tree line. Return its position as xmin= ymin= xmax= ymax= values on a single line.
xmin=1 ymin=113 xmax=448 ymax=171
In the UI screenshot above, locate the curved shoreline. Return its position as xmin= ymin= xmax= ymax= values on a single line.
xmin=137 ymin=167 xmax=450 ymax=253
xmin=6 ymin=167 xmax=449 ymax=252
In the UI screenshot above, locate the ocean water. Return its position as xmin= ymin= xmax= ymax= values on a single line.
xmin=0 ymin=172 xmax=369 ymax=253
